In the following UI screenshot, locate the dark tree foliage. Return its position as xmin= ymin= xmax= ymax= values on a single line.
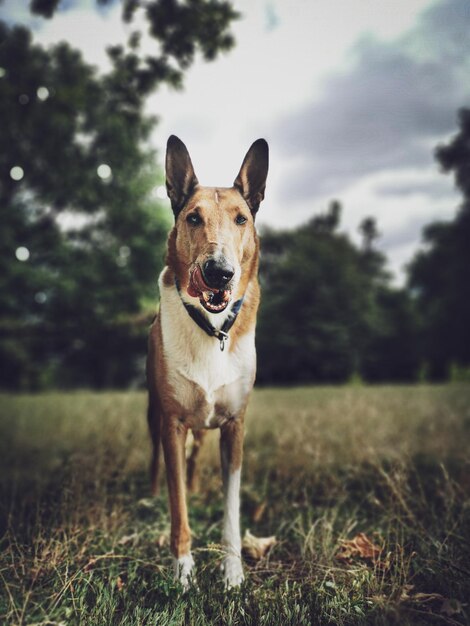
xmin=360 ymin=287 xmax=420 ymax=382
xmin=30 ymin=0 xmax=238 ymax=96
xmin=257 ymin=204 xmax=420 ymax=384
xmin=0 ymin=0 xmax=238 ymax=389
xmin=0 ymin=23 xmax=168 ymax=388
xmin=310 ymin=199 xmax=342 ymax=233
xmin=408 ymin=108 xmax=470 ymax=379
xmin=359 ymin=216 xmax=380 ymax=252
xmin=30 ymin=0 xmax=62 ymax=18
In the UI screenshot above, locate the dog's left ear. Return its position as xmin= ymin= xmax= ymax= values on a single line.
xmin=233 ymin=139 xmax=269 ymax=217
xmin=166 ymin=135 xmax=199 ymax=219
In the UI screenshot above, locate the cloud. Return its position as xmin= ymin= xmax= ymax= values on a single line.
xmin=375 ymin=178 xmax=456 ymax=199
xmin=380 ymin=216 xmax=436 ymax=250
xmin=264 ymin=2 xmax=280 ymax=32
xmin=274 ymin=0 xmax=470 ymax=204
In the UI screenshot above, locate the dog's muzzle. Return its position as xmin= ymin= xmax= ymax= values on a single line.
xmin=187 ymin=260 xmax=234 ymax=314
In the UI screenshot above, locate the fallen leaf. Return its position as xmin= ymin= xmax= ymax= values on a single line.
xmin=336 ymin=532 xmax=383 ymax=562
xmin=242 ymin=529 xmax=277 ymax=560
xmin=116 ymin=576 xmax=125 ymax=591
xmin=157 ymin=533 xmax=168 ymax=548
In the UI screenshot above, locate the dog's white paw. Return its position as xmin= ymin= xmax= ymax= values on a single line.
xmin=222 ymin=554 xmax=244 ymax=588
xmin=173 ymin=554 xmax=195 ymax=591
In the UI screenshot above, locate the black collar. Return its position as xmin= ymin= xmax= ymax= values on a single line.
xmin=174 ymin=278 xmax=244 ymax=351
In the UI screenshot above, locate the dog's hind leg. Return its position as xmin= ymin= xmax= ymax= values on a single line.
xmin=147 ymin=396 xmax=161 ymax=496
xmin=186 ymin=429 xmax=207 ymax=494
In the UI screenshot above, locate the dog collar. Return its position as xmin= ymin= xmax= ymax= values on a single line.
xmin=174 ymin=278 xmax=244 ymax=351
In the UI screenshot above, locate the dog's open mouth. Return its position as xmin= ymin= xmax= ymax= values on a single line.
xmin=187 ymin=265 xmax=231 ymax=313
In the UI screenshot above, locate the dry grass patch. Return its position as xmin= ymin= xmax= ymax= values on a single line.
xmin=0 ymin=385 xmax=469 ymax=625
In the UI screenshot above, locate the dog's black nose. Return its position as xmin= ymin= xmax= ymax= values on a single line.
xmin=202 ymin=258 xmax=235 ymax=290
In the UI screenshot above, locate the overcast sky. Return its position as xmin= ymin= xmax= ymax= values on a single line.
xmin=3 ymin=0 xmax=469 ymax=283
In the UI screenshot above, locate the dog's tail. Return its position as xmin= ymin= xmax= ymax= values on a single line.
xmin=147 ymin=396 xmax=161 ymax=496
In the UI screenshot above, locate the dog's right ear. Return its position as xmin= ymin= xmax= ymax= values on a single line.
xmin=166 ymin=135 xmax=199 ymax=219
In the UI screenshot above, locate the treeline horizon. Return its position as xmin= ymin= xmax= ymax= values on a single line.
xmin=2 ymin=174 xmax=469 ymax=389
xmin=1 ymin=8 xmax=470 ymax=390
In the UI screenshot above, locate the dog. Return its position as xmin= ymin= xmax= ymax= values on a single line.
xmin=147 ymin=135 xmax=269 ymax=588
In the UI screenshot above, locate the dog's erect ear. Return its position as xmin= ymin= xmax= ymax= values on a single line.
xmin=166 ymin=135 xmax=199 ymax=218
xmin=233 ymin=139 xmax=269 ymax=217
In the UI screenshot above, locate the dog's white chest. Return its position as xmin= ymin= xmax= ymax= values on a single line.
xmin=159 ymin=271 xmax=256 ymax=424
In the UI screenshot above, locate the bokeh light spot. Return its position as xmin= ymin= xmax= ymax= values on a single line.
xmin=35 ymin=292 xmax=47 ymax=304
xmin=119 ymin=245 xmax=131 ymax=259
xmin=37 ymin=86 xmax=50 ymax=101
xmin=97 ymin=164 xmax=112 ymax=180
xmin=19 ymin=94 xmax=29 ymax=105
xmin=10 ymin=166 xmax=24 ymax=181
xmin=15 ymin=247 xmax=30 ymax=262
xmin=116 ymin=245 xmax=131 ymax=267
xmin=155 ymin=185 xmax=167 ymax=199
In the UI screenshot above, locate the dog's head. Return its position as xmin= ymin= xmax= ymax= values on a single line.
xmin=165 ymin=135 xmax=269 ymax=314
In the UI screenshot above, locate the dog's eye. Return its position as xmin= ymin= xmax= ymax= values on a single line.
xmin=187 ymin=213 xmax=202 ymax=226
xmin=235 ymin=214 xmax=247 ymax=225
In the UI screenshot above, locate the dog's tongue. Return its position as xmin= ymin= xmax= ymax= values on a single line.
xmin=188 ymin=265 xmax=212 ymax=297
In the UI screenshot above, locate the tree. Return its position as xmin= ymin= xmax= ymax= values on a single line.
xmin=408 ymin=108 xmax=470 ymax=379
xmin=360 ymin=286 xmax=420 ymax=382
xmin=310 ymin=199 xmax=342 ymax=233
xmin=256 ymin=206 xmax=420 ymax=385
xmin=30 ymin=0 xmax=238 ymax=97
xmin=257 ymin=208 xmax=373 ymax=384
xmin=359 ymin=217 xmax=380 ymax=252
xmin=356 ymin=217 xmax=420 ymax=382
xmin=0 ymin=1 xmax=238 ymax=389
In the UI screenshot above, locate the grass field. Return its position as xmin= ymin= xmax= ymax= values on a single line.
xmin=0 ymin=386 xmax=469 ymax=625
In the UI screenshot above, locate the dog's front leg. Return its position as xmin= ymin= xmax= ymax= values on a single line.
xmin=220 ymin=417 xmax=245 ymax=588
xmin=187 ymin=429 xmax=207 ymax=494
xmin=161 ymin=416 xmax=194 ymax=589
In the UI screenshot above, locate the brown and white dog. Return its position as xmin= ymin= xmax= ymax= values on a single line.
xmin=146 ymin=135 xmax=269 ymax=588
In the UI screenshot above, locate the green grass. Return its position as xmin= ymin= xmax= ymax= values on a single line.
xmin=0 ymin=385 xmax=469 ymax=625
